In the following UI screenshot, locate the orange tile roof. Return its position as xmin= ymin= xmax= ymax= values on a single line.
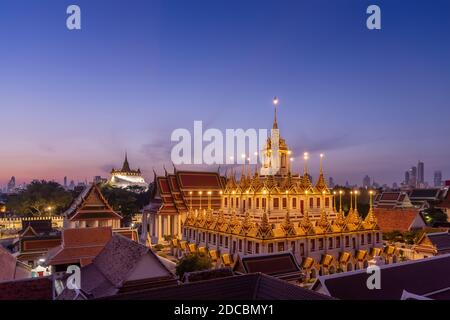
xmin=374 ymin=208 xmax=423 ymax=232
xmin=46 ymin=227 xmax=112 ymax=267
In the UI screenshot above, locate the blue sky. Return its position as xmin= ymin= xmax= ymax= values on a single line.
xmin=1 ymin=0 xmax=449 ymax=186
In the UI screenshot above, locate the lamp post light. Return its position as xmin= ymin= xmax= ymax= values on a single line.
xmin=339 ymin=190 xmax=343 ymax=213
xmin=350 ymin=191 xmax=353 ymax=212
xmin=207 ymin=191 xmax=212 ymax=210
xmin=189 ymin=191 xmax=193 ymax=211
xmin=354 ymin=190 xmax=359 ymax=212
xmin=199 ymin=191 xmax=203 ymax=210
xmin=333 ymin=191 xmax=337 ymax=212
xmin=369 ymin=190 xmax=374 ymax=211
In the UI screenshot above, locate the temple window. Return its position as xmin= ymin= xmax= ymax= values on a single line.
xmin=248 ymin=198 xmax=252 ymax=209
xmin=268 ymin=243 xmax=274 ymax=253
xmin=239 ymin=239 xmax=242 ymax=252
xmin=311 ymin=239 xmax=316 ymax=251
xmin=255 ymin=243 xmax=260 ymax=254
xmin=282 ymin=198 xmax=287 ymax=209
xmin=204 ymin=233 xmax=207 ymax=242
xmin=278 ymin=242 xmax=285 ymax=252
xmin=256 ymin=198 xmax=260 ymax=208
xmin=291 ymin=241 xmax=295 ymax=253
xmin=213 ymin=234 xmax=216 ymax=244
xmin=319 ymin=238 xmax=324 ymax=250
xmin=309 ymin=198 xmax=314 ymax=208
xmin=325 ymin=197 xmax=330 ymax=208
xmin=273 ymin=198 xmax=280 ymax=209
xmin=219 ymin=235 xmax=223 ymax=246
xmin=292 ymin=197 xmax=297 ymax=209
xmin=231 ymin=198 xmax=234 ymax=207
xmin=328 ymin=238 xmax=333 ymax=249
xmin=300 ymin=243 xmax=305 ymax=255
xmin=236 ymin=198 xmax=239 ymax=208
xmin=368 ymin=233 xmax=372 ymax=244
xmin=345 ymin=236 xmax=349 ymax=247
xmin=317 ymin=198 xmax=321 ymax=208
xmin=262 ymin=198 xmax=267 ymax=209
xmin=376 ymin=233 xmax=380 ymax=243
xmin=225 ymin=237 xmax=229 ymax=248
xmin=224 ymin=198 xmax=228 ymax=207
xmin=300 ymin=200 xmax=304 ymax=213
xmin=361 ymin=234 xmax=365 ymax=245
xmin=247 ymin=241 xmax=252 ymax=253
xmin=336 ymin=237 xmax=341 ymax=248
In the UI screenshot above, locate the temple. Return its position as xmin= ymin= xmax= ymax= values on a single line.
xmin=146 ymin=99 xmax=383 ymax=278
xmin=109 ymin=153 xmax=148 ymax=190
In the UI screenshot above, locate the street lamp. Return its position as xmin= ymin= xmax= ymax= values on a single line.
xmin=339 ymin=190 xmax=343 ymax=213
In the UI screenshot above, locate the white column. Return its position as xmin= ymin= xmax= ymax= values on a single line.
xmin=168 ymin=215 xmax=172 ymax=236
xmin=158 ymin=215 xmax=162 ymax=241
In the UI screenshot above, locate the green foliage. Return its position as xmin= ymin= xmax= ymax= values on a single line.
xmin=175 ymin=253 xmax=213 ymax=278
xmin=422 ymin=208 xmax=447 ymax=225
xmin=6 ymin=180 xmax=73 ymax=216
xmin=383 ymin=230 xmax=422 ymax=245
xmin=100 ymin=185 xmax=150 ymax=218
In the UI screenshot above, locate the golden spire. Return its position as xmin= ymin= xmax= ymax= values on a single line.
xmin=315 ymin=153 xmax=329 ymax=192
xmin=364 ymin=190 xmax=378 ymax=227
xmin=272 ymin=97 xmax=279 ymax=129
xmin=281 ymin=210 xmax=296 ymax=237
xmin=257 ymin=210 xmax=274 ymax=239
xmin=317 ymin=190 xmax=330 ymax=230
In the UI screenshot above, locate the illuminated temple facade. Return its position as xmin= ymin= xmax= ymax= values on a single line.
xmin=109 ymin=153 xmax=148 ymax=190
xmin=145 ymin=105 xmax=383 ymax=277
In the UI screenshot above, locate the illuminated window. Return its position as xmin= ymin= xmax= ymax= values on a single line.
xmin=325 ymin=197 xmax=330 ymax=208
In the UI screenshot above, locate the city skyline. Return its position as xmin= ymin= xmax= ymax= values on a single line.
xmin=1 ymin=0 xmax=450 ymax=186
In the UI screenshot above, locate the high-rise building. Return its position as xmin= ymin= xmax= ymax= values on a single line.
xmin=328 ymin=177 xmax=335 ymax=188
xmin=362 ymin=175 xmax=371 ymax=188
xmin=64 ymin=176 xmax=68 ymax=188
xmin=434 ymin=170 xmax=442 ymax=187
xmin=409 ymin=166 xmax=417 ymax=187
xmin=417 ymin=161 xmax=425 ymax=184
xmin=404 ymin=171 xmax=410 ymax=185
xmin=7 ymin=176 xmax=16 ymax=193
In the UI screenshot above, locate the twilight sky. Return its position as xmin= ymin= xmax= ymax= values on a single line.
xmin=1 ymin=0 xmax=450 ymax=186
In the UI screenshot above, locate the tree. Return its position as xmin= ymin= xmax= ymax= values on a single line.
xmin=6 ymin=180 xmax=73 ymax=216
xmin=422 ymin=208 xmax=448 ymax=225
xmin=100 ymin=185 xmax=150 ymax=219
xmin=175 ymin=253 xmax=212 ymax=278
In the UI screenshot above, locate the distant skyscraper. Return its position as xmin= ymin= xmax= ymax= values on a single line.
xmin=409 ymin=166 xmax=417 ymax=187
xmin=64 ymin=176 xmax=67 ymax=188
xmin=392 ymin=182 xmax=399 ymax=189
xmin=417 ymin=161 xmax=424 ymax=185
xmin=362 ymin=175 xmax=371 ymax=188
xmin=434 ymin=170 xmax=442 ymax=187
xmin=69 ymin=180 xmax=75 ymax=190
xmin=328 ymin=177 xmax=335 ymax=188
xmin=404 ymin=171 xmax=410 ymax=185
xmin=7 ymin=176 xmax=16 ymax=193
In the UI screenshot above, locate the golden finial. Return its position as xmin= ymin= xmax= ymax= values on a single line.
xmin=272 ymin=97 xmax=279 ymax=129
xmin=303 ymin=152 xmax=309 ymax=175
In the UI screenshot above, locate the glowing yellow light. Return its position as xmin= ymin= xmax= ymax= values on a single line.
xmin=232 ymin=191 xmax=236 ymax=195
xmin=219 ymin=191 xmax=223 ymax=195
xmin=254 ymin=151 xmax=258 ymax=156
xmin=303 ymin=152 xmax=309 ymax=160
xmin=322 ymin=190 xmax=326 ymax=195
xmin=189 ymin=191 xmax=193 ymax=195
xmin=339 ymin=190 xmax=343 ymax=195
xmin=290 ymin=157 xmax=294 ymax=162
xmin=263 ymin=190 xmax=267 ymax=195
xmin=288 ymin=150 xmax=292 ymax=155
xmin=198 ymin=191 xmax=203 ymax=195
xmin=241 ymin=154 xmax=246 ymax=159
xmin=273 ymin=97 xmax=279 ymax=105
xmin=207 ymin=191 xmax=212 ymax=195
xmin=333 ymin=191 xmax=336 ymax=195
